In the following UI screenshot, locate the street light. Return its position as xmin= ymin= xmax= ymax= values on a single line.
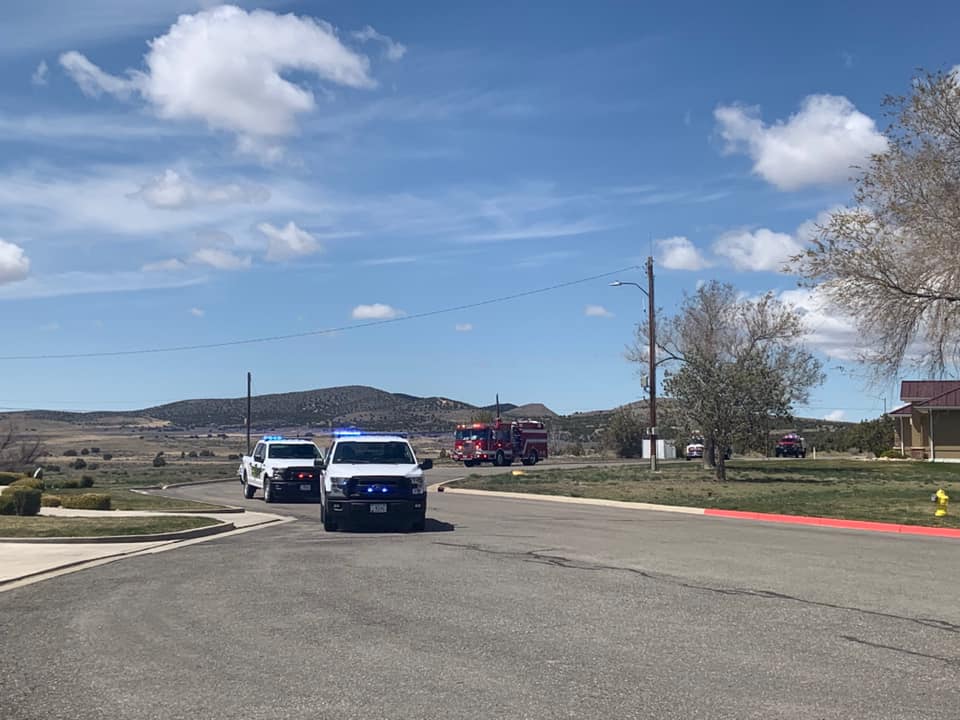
xmin=610 ymin=256 xmax=657 ymax=471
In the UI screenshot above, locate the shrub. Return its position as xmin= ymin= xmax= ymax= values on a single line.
xmin=71 ymin=458 xmax=87 ymax=470
xmin=199 ymin=449 xmax=215 ymax=457
xmin=7 ymin=487 xmax=41 ymax=516
xmin=87 ymin=463 xmax=99 ymax=471
xmin=10 ymin=477 xmax=44 ymax=491
xmin=80 ymin=448 xmax=89 ymax=456
xmin=180 ymin=451 xmax=186 ymax=459
xmin=880 ymin=449 xmax=906 ymax=459
xmin=153 ymin=455 xmax=167 ymax=467
xmin=90 ymin=447 xmax=100 ymax=453
xmin=80 ymin=475 xmax=95 ymax=488
xmin=0 ymin=471 xmax=24 ymax=484
xmin=227 ymin=454 xmax=240 ymax=461
xmin=45 ymin=465 xmax=61 ymax=473
xmin=188 ymin=451 xmax=198 ymax=458
xmin=0 ymin=493 xmax=14 ymax=515
xmin=64 ymin=449 xmax=78 ymax=457
xmin=41 ymin=494 xmax=62 ymax=507
xmin=60 ymin=493 xmax=111 ymax=511
xmin=57 ymin=478 xmax=81 ymax=489
xmin=102 ymin=453 xmax=113 ymax=461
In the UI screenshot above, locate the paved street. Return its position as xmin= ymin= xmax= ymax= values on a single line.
xmin=2 ymin=466 xmax=959 ymax=719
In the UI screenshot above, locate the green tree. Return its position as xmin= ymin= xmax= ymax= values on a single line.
xmin=603 ymin=407 xmax=645 ymax=458
xmin=631 ymin=282 xmax=823 ymax=480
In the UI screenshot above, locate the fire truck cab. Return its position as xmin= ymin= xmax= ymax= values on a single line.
xmin=453 ymin=419 xmax=548 ymax=468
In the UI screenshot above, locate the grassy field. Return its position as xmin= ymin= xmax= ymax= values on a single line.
xmin=48 ymin=487 xmax=228 ymax=512
xmin=0 ymin=515 xmax=220 ymax=538
xmin=450 ymin=460 xmax=960 ymax=528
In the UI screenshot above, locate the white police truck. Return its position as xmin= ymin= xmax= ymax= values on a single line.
xmin=320 ymin=432 xmax=432 ymax=532
xmin=239 ymin=436 xmax=324 ymax=503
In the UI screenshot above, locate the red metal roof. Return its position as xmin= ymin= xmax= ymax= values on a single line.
xmin=888 ymin=404 xmax=914 ymax=416
xmin=900 ymin=380 xmax=960 ymax=401
xmin=917 ymin=386 xmax=960 ymax=408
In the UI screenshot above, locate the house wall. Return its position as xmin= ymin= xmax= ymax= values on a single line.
xmin=907 ymin=411 xmax=929 ymax=459
xmin=932 ymin=409 xmax=960 ymax=460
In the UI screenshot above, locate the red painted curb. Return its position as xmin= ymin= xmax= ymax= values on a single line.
xmin=703 ymin=508 xmax=960 ymax=538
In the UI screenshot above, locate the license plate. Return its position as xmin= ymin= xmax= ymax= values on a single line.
xmin=300 ymin=484 xmax=311 ymax=491
xmin=369 ymin=504 xmax=388 ymax=513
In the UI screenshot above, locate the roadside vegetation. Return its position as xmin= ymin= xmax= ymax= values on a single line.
xmin=0 ymin=515 xmax=220 ymax=538
xmin=451 ymin=460 xmax=960 ymax=528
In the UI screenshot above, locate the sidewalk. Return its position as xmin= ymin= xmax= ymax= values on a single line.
xmin=0 ymin=506 xmax=291 ymax=588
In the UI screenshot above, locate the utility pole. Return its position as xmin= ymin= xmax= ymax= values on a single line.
xmin=246 ymin=372 xmax=252 ymax=455
xmin=647 ymin=256 xmax=657 ymax=472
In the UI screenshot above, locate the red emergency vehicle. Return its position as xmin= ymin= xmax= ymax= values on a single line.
xmin=453 ymin=418 xmax=548 ymax=467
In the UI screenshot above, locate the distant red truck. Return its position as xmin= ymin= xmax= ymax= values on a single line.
xmin=775 ymin=432 xmax=806 ymax=458
xmin=453 ymin=418 xmax=548 ymax=467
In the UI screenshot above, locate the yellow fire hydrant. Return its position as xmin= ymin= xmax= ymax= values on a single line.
xmin=934 ymin=488 xmax=949 ymax=517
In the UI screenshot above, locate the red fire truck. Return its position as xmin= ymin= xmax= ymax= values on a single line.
xmin=453 ymin=418 xmax=548 ymax=467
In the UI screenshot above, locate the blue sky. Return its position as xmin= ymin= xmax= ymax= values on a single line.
xmin=0 ymin=0 xmax=955 ymax=419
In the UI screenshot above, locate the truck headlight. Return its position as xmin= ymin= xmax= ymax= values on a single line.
xmin=327 ymin=478 xmax=348 ymax=497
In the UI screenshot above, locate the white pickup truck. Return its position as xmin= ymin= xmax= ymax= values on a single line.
xmin=239 ymin=436 xmax=324 ymax=503
xmin=320 ymin=432 xmax=432 ymax=532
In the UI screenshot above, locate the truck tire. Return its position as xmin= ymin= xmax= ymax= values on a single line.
xmin=494 ymin=451 xmax=505 ymax=467
xmin=322 ymin=503 xmax=337 ymax=532
xmin=263 ymin=478 xmax=274 ymax=503
xmin=522 ymin=450 xmax=539 ymax=466
xmin=410 ymin=515 xmax=426 ymax=532
xmin=243 ymin=474 xmax=255 ymax=499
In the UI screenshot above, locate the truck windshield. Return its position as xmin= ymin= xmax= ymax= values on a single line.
xmin=456 ymin=428 xmax=490 ymax=441
xmin=268 ymin=444 xmax=320 ymax=460
xmin=332 ymin=441 xmax=415 ymax=464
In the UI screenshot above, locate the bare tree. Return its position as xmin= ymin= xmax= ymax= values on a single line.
xmin=630 ymin=282 xmax=823 ymax=480
xmin=0 ymin=422 xmax=46 ymax=472
xmin=795 ymin=69 xmax=960 ymax=379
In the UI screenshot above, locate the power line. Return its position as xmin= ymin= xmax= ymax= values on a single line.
xmin=0 ymin=264 xmax=641 ymax=362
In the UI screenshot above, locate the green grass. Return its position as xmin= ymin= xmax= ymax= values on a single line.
xmin=49 ymin=487 xmax=228 ymax=512
xmin=0 ymin=515 xmax=220 ymax=538
xmin=43 ymin=460 xmax=238 ymax=489
xmin=450 ymin=460 xmax=960 ymax=528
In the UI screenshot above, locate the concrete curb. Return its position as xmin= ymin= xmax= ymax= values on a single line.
xmin=0 ymin=519 xmax=237 ymax=544
xmin=439 ymin=486 xmax=705 ymax=514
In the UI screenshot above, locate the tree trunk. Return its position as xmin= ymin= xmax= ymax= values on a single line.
xmin=714 ymin=455 xmax=727 ymax=481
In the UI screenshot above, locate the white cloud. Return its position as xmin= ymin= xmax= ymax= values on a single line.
xmin=657 ymin=236 xmax=711 ymax=271
xmin=585 ymin=304 xmax=614 ymax=318
xmin=142 ymin=258 xmax=187 ymax=272
xmin=455 ymin=323 xmax=473 ymax=332
xmin=824 ymin=409 xmax=846 ymax=422
xmin=132 ymin=169 xmax=269 ymax=210
xmin=352 ymin=25 xmax=407 ymax=61
xmin=715 ymin=94 xmax=888 ymax=190
xmin=0 ymin=270 xmax=203 ymax=300
xmin=351 ymin=303 xmax=404 ymax=320
xmin=779 ymin=287 xmax=861 ymax=361
xmin=31 ymin=60 xmax=48 ymax=86
xmin=190 ymin=247 xmax=251 ymax=271
xmin=0 ymin=239 xmax=30 ymax=285
xmin=712 ymin=227 xmax=803 ymax=272
xmin=258 ymin=221 xmax=321 ymax=261
xmin=464 ymin=219 xmax=609 ymax=242
xmin=189 ymin=307 xmax=205 ymax=317
xmin=61 ymin=5 xmax=375 ymax=141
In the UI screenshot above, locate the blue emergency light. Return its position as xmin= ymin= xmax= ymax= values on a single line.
xmin=262 ymin=435 xmax=284 ymax=441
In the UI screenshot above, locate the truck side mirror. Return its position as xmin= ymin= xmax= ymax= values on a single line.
xmin=419 ymin=458 xmax=433 ymax=471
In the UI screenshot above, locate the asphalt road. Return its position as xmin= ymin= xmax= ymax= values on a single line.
xmin=2 ymin=464 xmax=959 ymax=719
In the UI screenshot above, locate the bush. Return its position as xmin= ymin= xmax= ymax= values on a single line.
xmin=87 ymin=463 xmax=99 ymax=471
xmin=60 ymin=493 xmax=111 ymax=511
xmin=199 ymin=449 xmax=215 ymax=457
xmin=604 ymin=408 xmax=646 ymax=458
xmin=153 ymin=455 xmax=167 ymax=467
xmin=880 ymin=449 xmax=906 ymax=459
xmin=0 ymin=471 xmax=24 ymax=485
xmin=71 ymin=458 xmax=87 ymax=470
xmin=45 ymin=465 xmax=61 ymax=473
xmin=64 ymin=449 xmax=78 ymax=457
xmin=227 ymin=454 xmax=240 ymax=461
xmin=187 ymin=451 xmax=198 ymax=458
xmin=41 ymin=494 xmax=62 ymax=507
xmin=102 ymin=453 xmax=113 ymax=461
xmin=90 ymin=447 xmax=100 ymax=453
xmin=80 ymin=475 xmax=95 ymax=488
xmin=57 ymin=478 xmax=81 ymax=489
xmin=80 ymin=448 xmax=89 ymax=456
xmin=5 ymin=487 xmax=42 ymax=516
xmin=10 ymin=477 xmax=44 ymax=491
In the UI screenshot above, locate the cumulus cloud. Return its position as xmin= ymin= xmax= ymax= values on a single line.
xmin=714 ymin=94 xmax=887 ymax=190
xmin=0 ymin=239 xmax=30 ymax=285
xmin=31 ymin=60 xmax=48 ymax=86
xmin=779 ymin=287 xmax=861 ymax=361
xmin=190 ymin=247 xmax=251 ymax=271
xmin=585 ymin=304 xmax=614 ymax=318
xmin=258 ymin=221 xmax=321 ymax=261
xmin=142 ymin=258 xmax=187 ymax=272
xmin=351 ymin=303 xmax=404 ymax=320
xmin=131 ymin=169 xmax=269 ymax=210
xmin=712 ymin=228 xmax=803 ymax=272
xmin=657 ymin=236 xmax=711 ymax=271
xmin=455 ymin=323 xmax=473 ymax=332
xmin=824 ymin=409 xmax=846 ymax=422
xmin=189 ymin=307 xmax=205 ymax=317
xmin=352 ymin=25 xmax=407 ymax=61
xmin=60 ymin=5 xmax=376 ymax=142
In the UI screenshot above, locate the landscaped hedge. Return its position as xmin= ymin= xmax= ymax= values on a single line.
xmin=0 ymin=487 xmax=42 ymax=516
xmin=0 ymin=471 xmax=24 ymax=484
xmin=41 ymin=494 xmax=62 ymax=507
xmin=10 ymin=477 xmax=45 ymax=491
xmin=60 ymin=493 xmax=112 ymax=511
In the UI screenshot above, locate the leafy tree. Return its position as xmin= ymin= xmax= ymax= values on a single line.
xmin=631 ymin=282 xmax=823 ymax=479
xmin=796 ymin=70 xmax=960 ymax=378
xmin=603 ymin=407 xmax=645 ymax=458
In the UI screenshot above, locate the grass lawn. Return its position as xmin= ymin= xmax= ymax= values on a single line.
xmin=450 ymin=459 xmax=960 ymax=528
xmin=0 ymin=515 xmax=220 ymax=538
xmin=47 ymin=487 xmax=229 ymax=512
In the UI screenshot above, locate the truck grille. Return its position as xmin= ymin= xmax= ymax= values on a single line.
xmin=346 ymin=476 xmax=409 ymax=498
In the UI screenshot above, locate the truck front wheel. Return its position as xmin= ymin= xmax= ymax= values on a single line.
xmin=322 ymin=503 xmax=337 ymax=532
xmin=263 ymin=478 xmax=274 ymax=503
xmin=409 ymin=515 xmax=426 ymax=532
xmin=243 ymin=474 xmax=255 ymax=499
